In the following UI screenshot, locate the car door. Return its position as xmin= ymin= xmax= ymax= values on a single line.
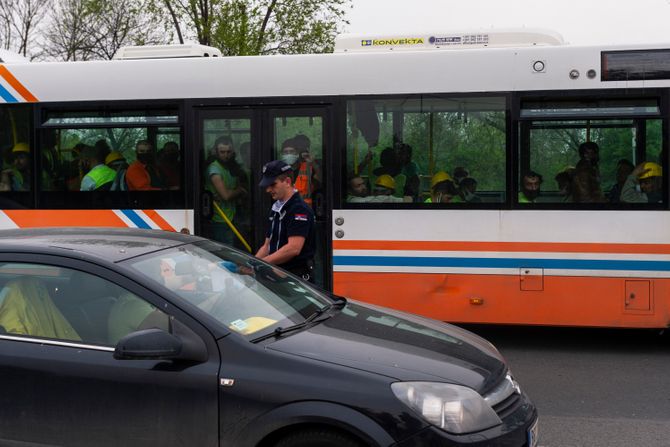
xmin=0 ymin=254 xmax=220 ymax=447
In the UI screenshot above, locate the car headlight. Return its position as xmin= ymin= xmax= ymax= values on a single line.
xmin=391 ymin=382 xmax=502 ymax=434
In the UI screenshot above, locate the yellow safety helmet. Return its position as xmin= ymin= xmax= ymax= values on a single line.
xmin=12 ymin=142 xmax=30 ymax=154
xmin=375 ymin=174 xmax=396 ymax=190
xmin=431 ymin=171 xmax=452 ymax=188
xmin=105 ymin=151 xmax=125 ymax=165
xmin=639 ymin=162 xmax=662 ymax=179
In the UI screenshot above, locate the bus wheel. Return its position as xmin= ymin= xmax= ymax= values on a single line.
xmin=273 ymin=428 xmax=364 ymax=447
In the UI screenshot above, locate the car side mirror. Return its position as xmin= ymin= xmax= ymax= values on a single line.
xmin=114 ymin=328 xmax=182 ymax=360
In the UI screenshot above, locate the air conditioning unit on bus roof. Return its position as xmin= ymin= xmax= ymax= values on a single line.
xmin=113 ymin=44 xmax=222 ymax=60
xmin=334 ymin=28 xmax=565 ymax=53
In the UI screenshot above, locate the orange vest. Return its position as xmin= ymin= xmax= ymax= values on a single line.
xmin=294 ymin=161 xmax=313 ymax=206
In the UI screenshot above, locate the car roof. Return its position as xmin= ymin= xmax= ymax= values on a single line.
xmin=0 ymin=228 xmax=205 ymax=263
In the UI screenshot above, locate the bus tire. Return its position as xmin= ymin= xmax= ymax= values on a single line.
xmin=273 ymin=428 xmax=365 ymax=447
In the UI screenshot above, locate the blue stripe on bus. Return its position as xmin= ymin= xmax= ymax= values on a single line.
xmin=333 ymin=256 xmax=670 ymax=272
xmin=0 ymin=83 xmax=18 ymax=103
xmin=120 ymin=209 xmax=152 ymax=229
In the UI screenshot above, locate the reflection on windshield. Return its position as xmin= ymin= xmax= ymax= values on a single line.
xmin=124 ymin=241 xmax=329 ymax=339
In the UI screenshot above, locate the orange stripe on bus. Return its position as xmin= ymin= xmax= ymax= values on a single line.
xmin=143 ymin=210 xmax=175 ymax=231
xmin=333 ymin=240 xmax=670 ymax=255
xmin=333 ymin=271 xmax=670 ymax=328
xmin=4 ymin=210 xmax=126 ymax=228
xmin=0 ymin=66 xmax=38 ymax=102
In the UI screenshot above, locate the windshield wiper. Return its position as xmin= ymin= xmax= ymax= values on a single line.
xmin=251 ymin=298 xmax=346 ymax=343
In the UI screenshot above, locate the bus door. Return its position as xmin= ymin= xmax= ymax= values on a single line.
xmin=195 ymin=106 xmax=332 ymax=290
xmin=196 ymin=109 xmax=258 ymax=255
xmin=268 ymin=107 xmax=331 ymax=289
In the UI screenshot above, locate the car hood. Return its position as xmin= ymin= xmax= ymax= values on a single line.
xmin=267 ymin=300 xmax=506 ymax=392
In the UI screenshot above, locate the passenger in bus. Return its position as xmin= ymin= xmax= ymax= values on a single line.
xmin=64 ymin=143 xmax=86 ymax=191
xmin=425 ymin=172 xmax=460 ymax=203
xmin=458 ymin=177 xmax=482 ymax=203
xmin=347 ymin=174 xmax=408 ymax=203
xmin=371 ymin=147 xmax=406 ymax=197
xmin=94 ymin=139 xmax=112 ymax=162
xmin=280 ymin=135 xmax=321 ymax=207
xmin=394 ymin=142 xmax=420 ymax=199
xmin=126 ymin=140 xmax=163 ymax=190
xmin=607 ymin=159 xmax=634 ymax=203
xmin=571 ymin=167 xmax=606 ymax=203
xmin=372 ymin=147 xmax=400 ymax=177
xmin=205 ymin=136 xmax=248 ymax=244
xmin=576 ymin=141 xmax=601 ymax=182
xmin=346 ymin=175 xmax=369 ymax=201
xmin=621 ymin=162 xmax=663 ymax=203
xmin=518 ymin=171 xmax=542 ymax=203
xmin=453 ymin=167 xmax=469 ymax=186
xmin=106 ymin=151 xmax=129 ymax=191
xmin=158 ymin=141 xmax=181 ymax=189
xmin=79 ymin=144 xmax=116 ymax=191
xmin=554 ymin=167 xmax=575 ymax=202
xmin=0 ymin=142 xmax=31 ymax=192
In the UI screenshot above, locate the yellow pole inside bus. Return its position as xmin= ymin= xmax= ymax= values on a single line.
xmin=212 ymin=201 xmax=252 ymax=253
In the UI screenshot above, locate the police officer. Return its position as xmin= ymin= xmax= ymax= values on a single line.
xmin=256 ymin=160 xmax=316 ymax=282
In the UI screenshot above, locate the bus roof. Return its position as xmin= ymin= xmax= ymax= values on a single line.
xmin=3 ymin=40 xmax=670 ymax=104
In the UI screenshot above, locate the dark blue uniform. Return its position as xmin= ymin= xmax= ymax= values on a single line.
xmin=266 ymin=192 xmax=316 ymax=279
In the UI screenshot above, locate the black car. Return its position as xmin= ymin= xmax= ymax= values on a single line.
xmin=0 ymin=228 xmax=537 ymax=447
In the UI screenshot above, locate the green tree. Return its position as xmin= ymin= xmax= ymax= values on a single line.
xmin=156 ymin=0 xmax=351 ymax=55
xmin=0 ymin=0 xmax=50 ymax=58
xmin=44 ymin=0 xmax=168 ymax=61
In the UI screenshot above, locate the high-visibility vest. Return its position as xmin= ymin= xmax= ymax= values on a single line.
xmin=294 ymin=161 xmax=313 ymax=206
xmin=86 ymin=164 xmax=116 ymax=190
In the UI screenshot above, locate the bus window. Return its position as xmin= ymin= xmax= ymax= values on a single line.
xmin=0 ymin=106 xmax=32 ymax=192
xmin=273 ymin=115 xmax=324 ymax=209
xmin=520 ymin=98 xmax=664 ymax=205
xmin=37 ymin=108 xmax=184 ymax=208
xmin=346 ymin=96 xmax=507 ymax=205
xmin=0 ymin=105 xmax=32 ymax=208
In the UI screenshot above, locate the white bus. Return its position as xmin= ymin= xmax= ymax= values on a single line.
xmin=1 ymin=29 xmax=669 ymax=328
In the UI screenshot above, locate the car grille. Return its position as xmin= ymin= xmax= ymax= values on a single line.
xmin=492 ymin=392 xmax=522 ymax=419
xmin=483 ymin=374 xmax=522 ymax=419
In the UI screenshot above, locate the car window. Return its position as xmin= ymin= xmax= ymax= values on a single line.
xmin=124 ymin=241 xmax=331 ymax=339
xmin=0 ymin=263 xmax=167 ymax=346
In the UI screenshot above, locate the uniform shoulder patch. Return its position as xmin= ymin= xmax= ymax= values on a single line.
xmin=294 ymin=213 xmax=308 ymax=221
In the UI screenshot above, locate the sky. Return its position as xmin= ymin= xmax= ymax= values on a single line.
xmin=345 ymin=0 xmax=670 ymax=45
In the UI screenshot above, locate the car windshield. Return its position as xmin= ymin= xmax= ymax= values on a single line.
xmin=123 ymin=240 xmax=331 ymax=340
